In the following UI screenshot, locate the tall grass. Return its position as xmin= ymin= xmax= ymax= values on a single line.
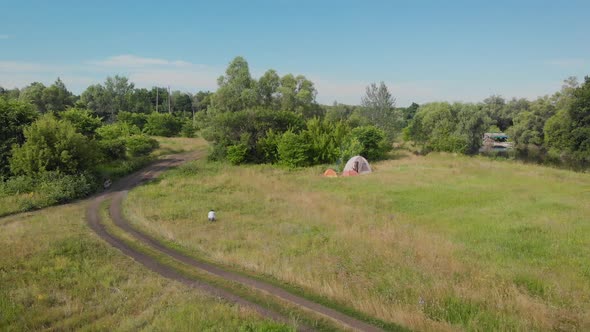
xmin=125 ymin=152 xmax=590 ymax=331
xmin=0 ymin=202 xmax=290 ymax=331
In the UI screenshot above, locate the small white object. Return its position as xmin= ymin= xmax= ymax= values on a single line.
xmin=208 ymin=210 xmax=216 ymax=222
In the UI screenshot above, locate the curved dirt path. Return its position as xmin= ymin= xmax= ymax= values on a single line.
xmin=89 ymin=152 xmax=384 ymax=332
xmin=87 ymin=153 xmax=302 ymax=329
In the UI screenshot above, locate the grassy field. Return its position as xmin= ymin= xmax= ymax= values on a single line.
xmin=0 ymin=201 xmax=294 ymax=331
xmin=124 ymin=151 xmax=590 ymax=331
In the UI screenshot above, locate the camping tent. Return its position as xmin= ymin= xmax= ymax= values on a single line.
xmin=323 ymin=169 xmax=338 ymax=177
xmin=342 ymin=156 xmax=372 ymax=175
xmin=342 ymin=170 xmax=359 ymax=177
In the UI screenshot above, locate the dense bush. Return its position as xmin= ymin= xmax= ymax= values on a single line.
xmin=226 ymin=143 xmax=249 ymax=165
xmin=96 ymin=122 xmax=141 ymax=141
xmin=36 ymin=171 xmax=96 ymax=204
xmin=98 ymin=139 xmax=127 ymax=160
xmin=180 ymin=119 xmax=197 ymax=137
xmin=405 ymin=102 xmax=490 ymax=155
xmin=203 ymin=108 xmax=305 ymax=163
xmin=304 ymin=118 xmax=350 ymax=164
xmin=351 ymin=125 xmax=391 ymax=160
xmin=0 ymin=175 xmax=36 ymax=196
xmin=117 ymin=111 xmax=148 ymax=130
xmin=0 ymin=98 xmax=38 ymax=177
xmin=10 ymin=114 xmax=98 ymax=176
xmin=143 ymin=112 xmax=183 ymax=137
xmin=256 ymin=129 xmax=281 ymax=164
xmin=59 ymin=108 xmax=102 ymax=137
xmin=277 ymin=130 xmax=310 ymax=168
xmin=125 ymin=135 xmax=159 ymax=157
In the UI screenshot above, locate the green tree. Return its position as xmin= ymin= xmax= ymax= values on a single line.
xmin=360 ymin=82 xmax=401 ymax=140
xmin=171 ymin=91 xmax=193 ymax=116
xmin=10 ymin=114 xmax=98 ymax=176
xmin=143 ymin=113 xmax=183 ymax=137
xmin=0 ymin=87 xmax=21 ymax=100
xmin=128 ymin=88 xmax=153 ymax=113
xmin=59 ymin=108 xmax=102 ymax=138
xmin=545 ymin=76 xmax=590 ymax=165
xmin=194 ymin=91 xmax=213 ymax=112
xmin=202 ymin=108 xmax=305 ymax=162
xmin=117 ymin=111 xmax=148 ymax=130
xmin=42 ymin=78 xmax=75 ymax=112
xmin=277 ymin=74 xmax=321 ymax=117
xmin=277 ymin=130 xmax=310 ymax=168
xmin=79 ymin=76 xmax=135 ymax=120
xmin=19 ymin=82 xmax=47 ymax=113
xmin=257 ymin=69 xmax=280 ymax=109
xmin=454 ymin=103 xmax=491 ymax=154
xmin=212 ymin=56 xmax=257 ymax=112
xmin=351 ymin=125 xmax=390 ymax=160
xmin=508 ymin=96 xmax=556 ymax=147
xmin=0 ymin=99 xmax=38 ymax=176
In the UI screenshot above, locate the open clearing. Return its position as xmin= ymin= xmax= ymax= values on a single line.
xmin=125 ymin=151 xmax=590 ymax=331
xmin=0 ymin=138 xmax=295 ymax=331
xmin=0 ymin=202 xmax=292 ymax=331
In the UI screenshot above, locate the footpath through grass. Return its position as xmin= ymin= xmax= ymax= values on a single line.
xmin=124 ymin=151 xmax=590 ymax=331
xmin=0 ymin=202 xmax=293 ymax=331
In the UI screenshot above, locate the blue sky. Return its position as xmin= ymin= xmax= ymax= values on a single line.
xmin=1 ymin=0 xmax=589 ymax=106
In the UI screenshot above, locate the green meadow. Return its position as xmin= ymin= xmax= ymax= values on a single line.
xmin=124 ymin=152 xmax=590 ymax=331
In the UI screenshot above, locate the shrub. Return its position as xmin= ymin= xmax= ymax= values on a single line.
xmin=277 ymin=130 xmax=310 ymax=168
xmin=226 ymin=143 xmax=249 ymax=165
xmin=10 ymin=114 xmax=99 ymax=176
xmin=117 ymin=111 xmax=148 ymax=130
xmin=96 ymin=122 xmax=141 ymax=141
xmin=351 ymin=125 xmax=390 ymax=160
xmin=0 ymin=98 xmax=38 ymax=177
xmin=256 ymin=129 xmax=281 ymax=163
xmin=429 ymin=135 xmax=469 ymax=154
xmin=143 ymin=113 xmax=183 ymax=137
xmin=125 ymin=135 xmax=159 ymax=157
xmin=180 ymin=120 xmax=197 ymax=137
xmin=36 ymin=171 xmax=96 ymax=205
xmin=59 ymin=108 xmax=102 ymax=137
xmin=98 ymin=139 xmax=127 ymax=160
xmin=0 ymin=175 xmax=36 ymax=196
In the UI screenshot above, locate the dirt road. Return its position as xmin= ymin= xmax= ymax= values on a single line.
xmin=87 ymin=152 xmax=384 ymax=332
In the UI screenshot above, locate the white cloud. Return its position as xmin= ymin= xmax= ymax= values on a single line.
xmin=0 ymin=34 xmax=10 ymax=40
xmin=0 ymin=55 xmax=220 ymax=93
xmin=90 ymin=54 xmax=192 ymax=68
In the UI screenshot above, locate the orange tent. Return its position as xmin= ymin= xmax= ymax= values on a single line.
xmin=323 ymin=168 xmax=338 ymax=177
xmin=342 ymin=169 xmax=359 ymax=177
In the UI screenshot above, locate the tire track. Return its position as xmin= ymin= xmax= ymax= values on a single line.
xmin=89 ymin=152 xmax=385 ymax=332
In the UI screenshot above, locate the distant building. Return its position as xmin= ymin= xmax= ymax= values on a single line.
xmin=481 ymin=133 xmax=513 ymax=152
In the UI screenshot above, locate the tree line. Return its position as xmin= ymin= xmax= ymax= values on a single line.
xmin=1 ymin=56 xmax=589 ymax=201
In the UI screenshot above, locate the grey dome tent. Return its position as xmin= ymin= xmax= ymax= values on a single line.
xmin=343 ymin=156 xmax=372 ymax=174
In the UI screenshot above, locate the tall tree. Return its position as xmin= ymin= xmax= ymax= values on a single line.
xmin=0 ymin=99 xmax=38 ymax=176
xmin=80 ymin=76 xmax=134 ymax=121
xmin=360 ymin=82 xmax=400 ymax=140
xmin=19 ymin=82 xmax=47 ymax=113
xmin=257 ymin=69 xmax=280 ymax=109
xmin=42 ymin=77 xmax=75 ymax=112
xmin=171 ymin=91 xmax=193 ymax=116
xmin=193 ymin=91 xmax=213 ymax=112
xmin=212 ymin=56 xmax=257 ymax=112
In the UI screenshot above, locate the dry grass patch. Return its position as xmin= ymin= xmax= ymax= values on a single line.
xmin=125 ymin=153 xmax=590 ymax=331
xmin=0 ymin=202 xmax=291 ymax=331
